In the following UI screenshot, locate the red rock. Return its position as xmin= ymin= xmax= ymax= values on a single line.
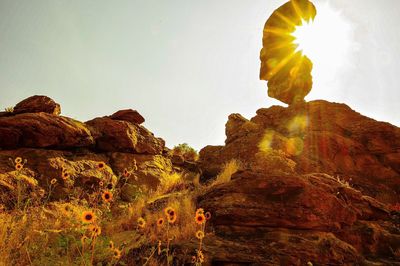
xmin=173 ymin=229 xmax=364 ymax=265
xmin=109 ymin=109 xmax=145 ymax=124
xmin=194 ymin=100 xmax=400 ymax=264
xmin=199 ymin=100 xmax=400 ymax=203
xmin=86 ymin=117 xmax=164 ymax=154
xmin=13 ymin=95 xmax=61 ymax=115
xmin=200 ymin=172 xmax=361 ymax=231
xmin=0 ymin=113 xmax=94 ymax=149
xmin=196 ymin=171 xmax=398 ymax=265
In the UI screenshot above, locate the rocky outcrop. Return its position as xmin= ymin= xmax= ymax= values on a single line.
xmin=196 ymin=99 xmax=400 ymax=265
xmin=13 ymin=95 xmax=61 ymax=115
xmin=0 ymin=95 xmax=165 ymax=154
xmin=200 ymin=100 xmax=400 ymax=204
xmin=0 ymin=96 xmax=173 ymax=203
xmin=1 ymin=95 xmax=399 ymax=264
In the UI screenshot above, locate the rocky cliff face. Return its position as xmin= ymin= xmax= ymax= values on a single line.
xmin=197 ymin=100 xmax=400 ymax=265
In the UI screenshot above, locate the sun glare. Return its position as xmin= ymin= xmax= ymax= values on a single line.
xmin=292 ymin=1 xmax=355 ymax=88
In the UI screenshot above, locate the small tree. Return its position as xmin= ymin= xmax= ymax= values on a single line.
xmin=172 ymin=143 xmax=198 ymax=162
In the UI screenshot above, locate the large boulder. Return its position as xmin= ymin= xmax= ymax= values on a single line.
xmin=86 ymin=117 xmax=164 ymax=154
xmin=13 ymin=95 xmax=61 ymax=115
xmin=0 ymin=113 xmax=94 ymax=149
xmin=109 ymin=109 xmax=145 ymax=124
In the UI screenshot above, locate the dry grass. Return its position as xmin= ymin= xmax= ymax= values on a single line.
xmin=157 ymin=172 xmax=185 ymax=194
xmin=4 ymin=106 xmax=14 ymax=113
xmin=333 ymin=175 xmax=351 ymax=188
xmin=0 ymin=156 xmax=211 ymax=265
xmin=211 ymin=159 xmax=242 ymax=186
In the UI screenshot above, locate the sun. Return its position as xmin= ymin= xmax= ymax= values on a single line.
xmin=291 ymin=1 xmax=355 ymax=88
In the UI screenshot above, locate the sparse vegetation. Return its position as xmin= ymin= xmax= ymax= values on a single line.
xmin=333 ymin=175 xmax=352 ymax=188
xmin=4 ymin=106 xmax=14 ymax=113
xmin=172 ymin=143 xmax=199 ymax=162
xmin=158 ymin=172 xmax=185 ymax=194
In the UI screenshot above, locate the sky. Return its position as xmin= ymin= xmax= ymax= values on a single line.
xmin=0 ymin=0 xmax=399 ymax=151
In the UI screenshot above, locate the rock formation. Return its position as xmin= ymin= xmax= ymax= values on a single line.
xmin=200 ymin=100 xmax=400 ymax=204
xmin=1 ymin=2 xmax=398 ymax=264
xmin=197 ymin=100 xmax=400 ymax=265
xmin=0 ymin=95 xmax=399 ymax=265
xmin=260 ymin=0 xmax=316 ymax=105
xmin=0 ymin=96 xmax=180 ymax=204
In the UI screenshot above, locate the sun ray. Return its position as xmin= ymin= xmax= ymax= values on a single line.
xmin=290 ymin=0 xmax=304 ymax=21
xmin=267 ymin=51 xmax=298 ymax=79
xmin=287 ymin=56 xmax=304 ymax=88
xmin=264 ymin=26 xmax=293 ymax=37
xmin=307 ymin=2 xmax=315 ymax=22
xmin=275 ymin=11 xmax=297 ymax=28
xmin=267 ymin=41 xmax=297 ymax=53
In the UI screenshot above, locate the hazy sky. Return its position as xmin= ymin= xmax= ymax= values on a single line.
xmin=0 ymin=0 xmax=399 ymax=150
